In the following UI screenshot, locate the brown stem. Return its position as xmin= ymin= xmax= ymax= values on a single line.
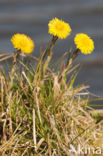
xmin=9 ymin=50 xmax=21 ymax=90
xmin=43 ymin=36 xmax=58 ymax=59
xmin=72 ymin=48 xmax=80 ymax=61
xmin=48 ymin=36 xmax=58 ymax=53
xmin=11 ymin=50 xmax=20 ymax=76
xmin=58 ymin=49 xmax=80 ymax=83
xmin=13 ymin=49 xmax=21 ymax=66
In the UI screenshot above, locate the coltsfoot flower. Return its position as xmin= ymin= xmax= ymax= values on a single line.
xmin=48 ymin=17 xmax=71 ymax=39
xmin=74 ymin=33 xmax=94 ymax=54
xmin=11 ymin=33 xmax=34 ymax=53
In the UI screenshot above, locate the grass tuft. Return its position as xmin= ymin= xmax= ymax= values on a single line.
xmin=0 ymin=38 xmax=103 ymax=156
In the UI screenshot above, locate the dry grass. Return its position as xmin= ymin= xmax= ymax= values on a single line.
xmin=0 ymin=37 xmax=103 ymax=156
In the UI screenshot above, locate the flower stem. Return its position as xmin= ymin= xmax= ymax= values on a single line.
xmin=48 ymin=36 xmax=58 ymax=53
xmin=41 ymin=36 xmax=58 ymax=78
xmin=13 ymin=49 xmax=21 ymax=66
xmin=72 ymin=48 xmax=80 ymax=61
xmin=43 ymin=36 xmax=58 ymax=59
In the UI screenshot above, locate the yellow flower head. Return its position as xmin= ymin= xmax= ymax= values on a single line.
xmin=11 ymin=33 xmax=34 ymax=53
xmin=74 ymin=33 xmax=94 ymax=54
xmin=48 ymin=17 xmax=71 ymax=39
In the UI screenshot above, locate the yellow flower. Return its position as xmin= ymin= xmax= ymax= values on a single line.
xmin=74 ymin=33 xmax=94 ymax=54
xmin=48 ymin=17 xmax=71 ymax=39
xmin=11 ymin=33 xmax=34 ymax=53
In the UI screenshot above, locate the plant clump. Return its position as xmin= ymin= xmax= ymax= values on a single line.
xmin=0 ymin=17 xmax=102 ymax=156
